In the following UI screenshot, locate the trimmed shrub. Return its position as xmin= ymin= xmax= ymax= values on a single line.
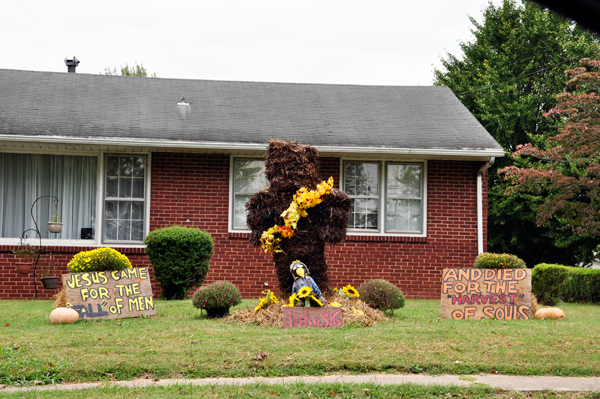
xmin=357 ymin=279 xmax=405 ymax=313
xmin=474 ymin=252 xmax=526 ymax=269
xmin=67 ymin=248 xmax=132 ymax=273
xmin=145 ymin=226 xmax=214 ymax=300
xmin=192 ymin=281 xmax=242 ymax=318
xmin=533 ymin=263 xmax=600 ymax=305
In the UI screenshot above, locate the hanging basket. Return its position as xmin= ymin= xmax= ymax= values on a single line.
xmin=48 ymin=222 xmax=63 ymax=234
xmin=16 ymin=262 xmax=33 ymax=274
xmin=41 ymin=277 xmax=59 ymax=289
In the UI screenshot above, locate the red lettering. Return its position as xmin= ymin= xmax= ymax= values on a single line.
xmin=480 ymin=295 xmax=490 ymax=304
xmin=498 ymin=294 xmax=507 ymax=304
xmin=471 ymin=295 xmax=481 ymax=305
xmin=461 ymin=295 xmax=472 ymax=305
xmin=452 ymin=295 xmax=462 ymax=305
xmin=333 ymin=311 xmax=343 ymax=326
xmin=294 ymin=317 xmax=304 ymax=327
xmin=490 ymin=295 xmax=498 ymax=304
xmin=508 ymin=294 xmax=517 ymax=304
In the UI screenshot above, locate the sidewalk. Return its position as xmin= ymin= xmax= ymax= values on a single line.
xmin=2 ymin=374 xmax=600 ymax=394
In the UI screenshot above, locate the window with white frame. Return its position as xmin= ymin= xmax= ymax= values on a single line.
xmin=343 ymin=161 xmax=425 ymax=234
xmin=104 ymin=155 xmax=147 ymax=242
xmin=0 ymin=153 xmax=98 ymax=239
xmin=231 ymin=158 xmax=268 ymax=230
xmin=0 ymin=152 xmax=149 ymax=243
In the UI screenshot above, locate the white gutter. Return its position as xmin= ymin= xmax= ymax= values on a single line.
xmin=1 ymin=135 xmax=506 ymax=158
xmin=477 ymin=157 xmax=495 ymax=254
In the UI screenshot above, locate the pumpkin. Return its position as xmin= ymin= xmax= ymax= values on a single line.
xmin=534 ymin=307 xmax=565 ymax=320
xmin=49 ymin=307 xmax=80 ymax=324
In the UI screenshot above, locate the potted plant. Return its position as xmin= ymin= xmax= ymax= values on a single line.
xmin=38 ymin=260 xmax=61 ymax=289
xmin=48 ymin=212 xmax=63 ymax=234
xmin=12 ymin=238 xmax=41 ymax=274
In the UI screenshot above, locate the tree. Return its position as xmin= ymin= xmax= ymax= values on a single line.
xmin=500 ymin=56 xmax=600 ymax=237
xmin=103 ymin=62 xmax=156 ymax=77
xmin=433 ymin=0 xmax=600 ymax=266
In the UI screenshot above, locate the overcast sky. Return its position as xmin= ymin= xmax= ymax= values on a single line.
xmin=1 ymin=0 xmax=503 ymax=86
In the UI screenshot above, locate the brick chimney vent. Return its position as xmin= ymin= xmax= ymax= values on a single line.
xmin=64 ymin=56 xmax=80 ymax=73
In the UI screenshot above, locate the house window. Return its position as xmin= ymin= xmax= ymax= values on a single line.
xmin=231 ymin=158 xmax=267 ymax=229
xmin=104 ymin=155 xmax=147 ymax=242
xmin=343 ymin=161 xmax=425 ymax=235
xmin=0 ymin=153 xmax=98 ymax=239
xmin=344 ymin=162 xmax=380 ymax=229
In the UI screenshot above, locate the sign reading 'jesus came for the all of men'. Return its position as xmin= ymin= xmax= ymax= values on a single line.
xmin=440 ymin=268 xmax=532 ymax=320
xmin=63 ymin=267 xmax=155 ymax=320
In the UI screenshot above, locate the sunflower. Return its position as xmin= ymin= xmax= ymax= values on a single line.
xmin=288 ymin=293 xmax=300 ymax=306
xmin=298 ymin=286 xmax=312 ymax=298
xmin=310 ymin=295 xmax=323 ymax=307
xmin=254 ymin=297 xmax=268 ymax=312
xmin=342 ymin=285 xmax=360 ymax=298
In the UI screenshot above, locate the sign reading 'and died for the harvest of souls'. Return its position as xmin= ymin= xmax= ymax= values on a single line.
xmin=63 ymin=267 xmax=155 ymax=320
xmin=283 ymin=306 xmax=344 ymax=328
xmin=440 ymin=268 xmax=531 ymax=320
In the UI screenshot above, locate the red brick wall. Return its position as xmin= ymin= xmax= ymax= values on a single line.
xmin=0 ymin=153 xmax=488 ymax=300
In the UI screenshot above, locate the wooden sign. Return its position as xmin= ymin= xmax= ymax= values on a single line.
xmin=440 ymin=268 xmax=532 ymax=320
xmin=283 ymin=306 xmax=344 ymax=328
xmin=63 ymin=268 xmax=155 ymax=320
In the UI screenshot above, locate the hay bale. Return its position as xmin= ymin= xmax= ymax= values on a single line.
xmin=53 ymin=288 xmax=66 ymax=308
xmin=226 ymin=295 xmax=387 ymax=327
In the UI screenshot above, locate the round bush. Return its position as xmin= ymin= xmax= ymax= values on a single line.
xmin=67 ymin=248 xmax=132 ymax=273
xmin=357 ymin=279 xmax=405 ymax=312
xmin=145 ymin=226 xmax=214 ymax=300
xmin=192 ymin=281 xmax=242 ymax=318
xmin=474 ymin=252 xmax=526 ymax=269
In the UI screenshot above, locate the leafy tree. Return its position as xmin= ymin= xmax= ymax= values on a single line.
xmin=500 ymin=56 xmax=600 ymax=237
xmin=433 ymin=0 xmax=600 ymax=266
xmin=103 ymin=62 xmax=156 ymax=77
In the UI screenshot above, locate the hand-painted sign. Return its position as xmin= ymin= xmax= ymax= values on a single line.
xmin=63 ymin=267 xmax=155 ymax=320
xmin=283 ymin=306 xmax=344 ymax=328
xmin=440 ymin=268 xmax=531 ymax=320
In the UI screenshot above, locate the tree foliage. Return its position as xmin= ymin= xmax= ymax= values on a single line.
xmin=501 ymin=56 xmax=600 ymax=237
xmin=433 ymin=0 xmax=600 ymax=266
xmin=103 ymin=62 xmax=156 ymax=77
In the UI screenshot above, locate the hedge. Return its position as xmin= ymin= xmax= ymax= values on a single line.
xmin=532 ymin=263 xmax=600 ymax=305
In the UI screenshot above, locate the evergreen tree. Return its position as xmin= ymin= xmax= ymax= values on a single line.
xmin=434 ymin=0 xmax=600 ymax=266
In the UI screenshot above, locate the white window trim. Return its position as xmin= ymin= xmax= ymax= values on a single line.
xmin=341 ymin=158 xmax=427 ymax=238
xmin=0 ymin=150 xmax=150 ymax=248
xmin=228 ymin=155 xmax=268 ymax=233
xmin=101 ymin=153 xmax=151 ymax=246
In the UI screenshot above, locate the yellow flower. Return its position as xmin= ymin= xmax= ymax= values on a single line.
xmin=310 ymin=295 xmax=323 ymax=307
xmin=298 ymin=286 xmax=312 ymax=298
xmin=330 ymin=301 xmax=342 ymax=307
xmin=351 ymin=306 xmax=364 ymax=316
xmin=254 ymin=297 xmax=268 ymax=312
xmin=342 ymin=285 xmax=360 ymax=298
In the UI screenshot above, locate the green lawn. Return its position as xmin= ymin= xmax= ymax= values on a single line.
xmin=1 ymin=299 xmax=599 ymax=388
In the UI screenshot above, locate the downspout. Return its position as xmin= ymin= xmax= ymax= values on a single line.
xmin=477 ymin=157 xmax=495 ymax=254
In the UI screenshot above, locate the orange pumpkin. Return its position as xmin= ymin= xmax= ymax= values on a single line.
xmin=49 ymin=307 xmax=80 ymax=324
xmin=534 ymin=307 xmax=565 ymax=320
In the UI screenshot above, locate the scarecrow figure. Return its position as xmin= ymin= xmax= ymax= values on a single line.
xmin=246 ymin=139 xmax=351 ymax=295
xmin=290 ymin=260 xmax=325 ymax=303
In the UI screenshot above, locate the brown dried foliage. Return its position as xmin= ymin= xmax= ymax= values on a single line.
xmin=225 ymin=296 xmax=387 ymax=327
xmin=246 ymin=139 xmax=351 ymax=295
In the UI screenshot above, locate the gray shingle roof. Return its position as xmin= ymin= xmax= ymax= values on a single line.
xmin=0 ymin=69 xmax=502 ymax=153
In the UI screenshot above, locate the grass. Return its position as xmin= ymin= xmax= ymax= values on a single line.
xmin=1 ymin=299 xmax=600 ymax=388
xmin=2 ymin=382 xmax=600 ymax=398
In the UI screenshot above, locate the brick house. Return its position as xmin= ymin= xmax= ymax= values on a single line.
xmin=0 ymin=68 xmax=504 ymax=300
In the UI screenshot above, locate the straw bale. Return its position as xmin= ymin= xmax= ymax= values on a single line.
xmin=246 ymin=140 xmax=351 ymax=295
xmin=53 ymin=288 xmax=66 ymax=308
xmin=226 ymin=296 xmax=387 ymax=327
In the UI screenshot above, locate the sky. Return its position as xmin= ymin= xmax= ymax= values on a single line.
xmin=1 ymin=0 xmax=503 ymax=86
